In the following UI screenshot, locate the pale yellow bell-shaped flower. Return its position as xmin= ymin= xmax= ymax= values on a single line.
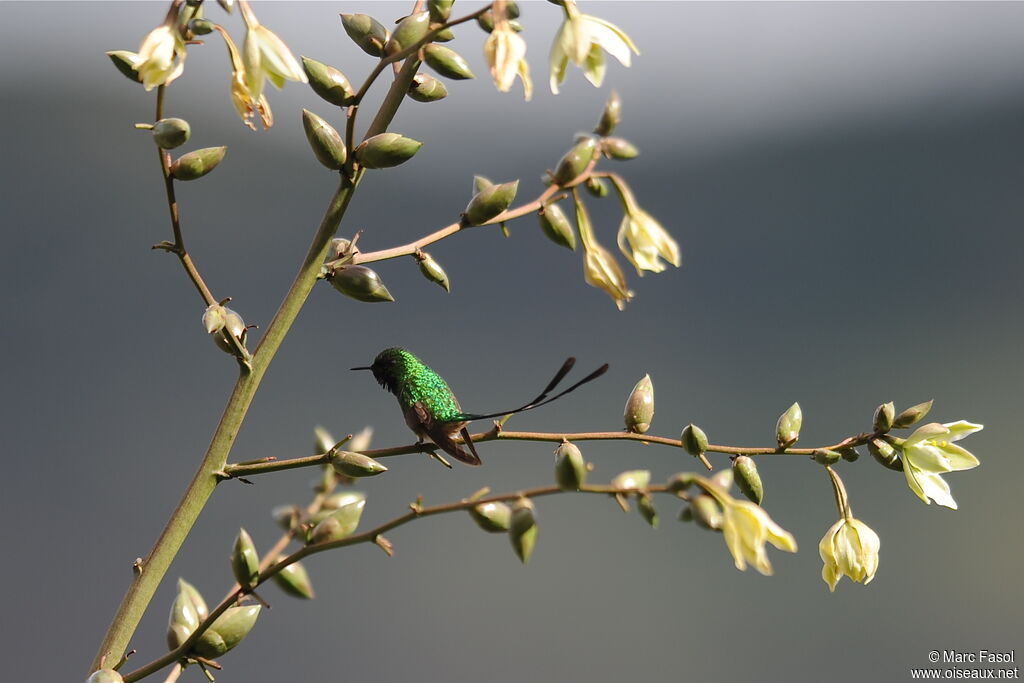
xmin=721 ymin=498 xmax=798 ymax=576
xmin=240 ymin=0 xmax=307 ymax=98
xmin=617 ymin=208 xmax=680 ymax=276
xmin=136 ymin=24 xmax=187 ymax=91
xmin=549 ymin=1 xmax=638 ymax=94
xmin=818 ymin=517 xmax=880 ymax=591
xmin=485 ymin=18 xmax=533 ymax=101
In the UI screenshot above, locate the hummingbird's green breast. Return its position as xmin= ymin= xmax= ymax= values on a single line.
xmin=374 ymin=348 xmax=464 ymax=424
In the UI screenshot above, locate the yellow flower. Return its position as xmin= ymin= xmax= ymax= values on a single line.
xmin=240 ymin=0 xmax=307 ymax=98
xmin=136 ymin=23 xmax=187 ymax=91
xmin=721 ymin=499 xmax=798 ymax=576
xmin=901 ymin=421 xmax=982 ymax=510
xmin=583 ymin=241 xmax=633 ymax=311
xmin=484 ymin=18 xmax=533 ymax=101
xmin=818 ymin=517 xmax=880 ymax=591
xmin=549 ymin=1 xmax=638 ymax=94
xmin=617 ymin=208 xmax=680 ymax=276
xmin=213 ymin=24 xmax=272 ymax=130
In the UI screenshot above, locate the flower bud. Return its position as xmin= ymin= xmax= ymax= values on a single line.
xmin=302 ymin=109 xmax=347 ymax=170
xmin=231 ymin=528 xmax=260 ymax=591
xmin=666 ymin=472 xmax=696 ymax=494
xmin=892 ymin=399 xmax=933 ymax=429
xmin=611 ymin=469 xmax=651 ymax=491
xmin=355 ymin=132 xmax=423 ymax=169
xmin=637 ymin=494 xmax=658 ymax=528
xmin=177 ymin=578 xmax=208 ymax=622
xmin=868 ymin=437 xmax=903 ymax=471
xmin=407 ymin=73 xmax=449 ymax=102
xmin=313 ymin=425 xmax=335 ymax=454
xmin=623 ymin=374 xmax=654 ymax=434
xmin=732 ymin=455 xmax=763 ymax=504
xmin=601 ymin=137 xmax=639 ymax=160
xmin=873 ymin=401 xmax=895 ymax=433
xmin=509 ymin=498 xmax=537 ymax=564
xmin=191 ymin=605 xmax=261 ymax=659
xmin=677 ymin=505 xmax=694 ymax=522
xmin=308 ymin=499 xmax=366 ymax=544
xmin=711 ymin=468 xmax=734 ymax=491
xmin=594 ymin=91 xmax=622 ymax=137
xmin=167 ymin=578 xmax=207 ymax=649
xmin=189 ymin=18 xmax=215 ymax=35
xmin=776 ymin=402 xmax=802 ymax=448
xmin=322 ymin=490 xmax=366 ymax=510
xmin=415 ymin=251 xmax=450 ymax=292
xmin=839 ymin=447 xmax=861 ymax=463
xmin=341 ymin=13 xmax=389 ymax=57
xmin=217 ymin=0 xmax=234 ymax=12
xmin=680 ymin=424 xmax=709 ymax=458
xmin=813 ymin=449 xmax=842 ymax=466
xmin=584 ymin=176 xmax=609 ymax=198
xmin=537 ymin=202 xmax=576 ymax=250
xmin=384 ymin=12 xmax=431 ymax=55
xmin=554 ymin=440 xmax=587 ymax=490
xmin=552 ymin=137 xmax=597 ymax=186
xmin=463 ymin=180 xmax=519 ymax=226
xmin=328 ymin=265 xmax=395 ymax=303
xmin=271 ymin=558 xmax=315 ymax=599
xmin=473 ymin=175 xmax=493 ymax=192
xmin=87 ymin=669 xmax=125 ymax=683
xmin=422 ymin=44 xmax=475 ymax=80
xmin=152 ymin=118 xmax=191 ymax=149
xmin=330 ymin=450 xmax=388 ymax=477
xmin=329 ymin=238 xmax=354 ymax=260
xmin=428 ymin=0 xmax=454 ymax=22
xmin=690 ymin=494 xmax=723 ymax=530
xmin=203 ymin=304 xmax=247 ymax=354
xmin=271 ymin=504 xmax=300 ymax=531
xmin=302 ymin=57 xmax=355 ymax=107
xmin=469 ymin=501 xmax=512 ymax=533
xmin=167 ymin=622 xmax=191 ymax=651
xmin=476 ymin=10 xmax=495 ymax=32
xmin=171 ymin=146 xmax=227 ymax=181
xmin=107 ymin=50 xmax=142 ymax=83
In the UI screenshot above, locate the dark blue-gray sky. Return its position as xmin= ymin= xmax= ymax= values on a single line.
xmin=2 ymin=3 xmax=1022 ymax=682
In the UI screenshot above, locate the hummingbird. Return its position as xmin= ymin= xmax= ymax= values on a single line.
xmin=351 ymin=348 xmax=608 ymax=466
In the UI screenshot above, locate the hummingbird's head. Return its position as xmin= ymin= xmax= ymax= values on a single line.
xmin=351 ymin=347 xmax=412 ymax=395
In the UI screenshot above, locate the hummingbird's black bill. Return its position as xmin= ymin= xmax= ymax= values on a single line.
xmin=350 ymin=366 xmax=372 ymax=371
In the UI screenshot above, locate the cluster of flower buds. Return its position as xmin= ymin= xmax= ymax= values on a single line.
xmin=202 ymin=302 xmax=248 ymax=355
xmin=164 ymin=578 xmax=262 ymax=661
xmin=463 ymin=178 xmax=519 ymax=226
xmin=466 ymin=491 xmax=538 ymax=564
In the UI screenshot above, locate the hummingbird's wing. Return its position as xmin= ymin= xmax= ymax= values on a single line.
xmin=411 ymin=401 xmax=482 ymax=466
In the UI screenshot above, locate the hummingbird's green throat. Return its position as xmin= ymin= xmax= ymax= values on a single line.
xmin=351 ymin=348 xmax=608 ymax=466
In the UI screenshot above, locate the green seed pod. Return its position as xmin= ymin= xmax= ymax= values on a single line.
xmin=415 ymin=251 xmax=451 ymax=292
xmin=873 ymin=401 xmax=895 ymax=433
xmin=271 ymin=504 xmax=300 ymax=531
xmin=178 ymin=578 xmax=208 ymax=622
xmin=892 ymin=399 xmax=933 ymax=429
xmin=301 ymin=109 xmax=347 ymax=170
xmin=868 ymin=437 xmax=903 ymax=471
xmin=776 ymin=402 xmax=802 ymax=448
xmin=322 ymin=491 xmax=366 ymax=510
xmin=552 ymin=137 xmax=598 ymax=186
xmin=427 ymin=0 xmax=454 ymax=22
xmin=87 ymin=669 xmax=125 ymax=683
xmin=330 ymin=450 xmax=388 ymax=477
xmin=328 ymin=265 xmax=395 ymax=303
xmin=554 ymin=440 xmax=587 ymax=490
xmin=434 ymin=28 xmax=455 ymax=42
xmin=191 ymin=605 xmax=261 ymax=659
xmin=601 ymin=137 xmax=639 ymax=160
xmin=473 ymin=175 xmax=493 ymax=192
xmin=308 ymin=499 xmax=366 ymax=544
xmin=732 ymin=455 xmax=763 ymax=504
xmin=152 ymin=118 xmax=191 ymax=150
xmin=170 ymin=146 xmax=227 ymax=181
xmin=422 ymin=44 xmax=475 ymax=80
xmin=463 ymin=180 xmax=519 ymax=226
xmin=355 ymin=132 xmax=423 ymax=169
xmin=839 ymin=447 xmax=861 ymax=463
xmin=385 ymin=12 xmax=431 ymax=56
xmin=271 ymin=558 xmax=315 ymax=599
xmin=168 ymin=583 xmax=201 ymax=635
xmin=167 ymin=622 xmax=192 ymax=651
xmin=504 ymin=1 xmax=521 ymax=18
xmin=537 ymin=202 xmax=576 ymax=250
xmin=623 ymin=374 xmax=654 ymax=434
xmin=611 ymin=469 xmax=651 ymax=491
xmin=594 ymin=91 xmax=622 ymax=137
xmin=231 ymin=528 xmax=260 ymax=591
xmin=476 ymin=10 xmax=495 ymax=32
xmin=680 ymin=424 xmax=709 ymax=458
xmin=584 ymin=176 xmax=609 ymax=198
xmin=677 ymin=505 xmax=694 ymax=522
xmin=509 ymin=498 xmax=537 ymax=564
xmin=107 ymin=50 xmax=142 ymax=83
xmin=407 ymin=73 xmax=449 ymax=102
xmin=813 ymin=449 xmax=842 ymax=466
xmin=189 ymin=17 xmax=215 ymax=35
xmin=638 ymin=494 xmax=658 ymax=528
xmin=341 ymin=13 xmax=389 ymax=57
xmin=690 ymin=494 xmax=723 ymax=531
xmin=302 ymin=57 xmax=355 ymax=107
xmin=666 ymin=472 xmax=697 ymax=494
xmin=469 ymin=501 xmax=512 ymax=533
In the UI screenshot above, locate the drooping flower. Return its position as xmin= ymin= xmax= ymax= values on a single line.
xmin=136 ymin=21 xmax=187 ymax=91
xmin=484 ymin=18 xmax=533 ymax=101
xmin=721 ymin=498 xmax=798 ymax=576
xmin=901 ymin=421 xmax=982 ymax=510
xmin=212 ymin=24 xmax=272 ymax=130
xmin=239 ymin=0 xmax=307 ymax=99
xmin=818 ymin=517 xmax=880 ymax=591
xmin=549 ymin=1 xmax=639 ymax=94
xmin=583 ymin=241 xmax=633 ymax=311
xmin=616 ymin=207 xmax=680 ymax=276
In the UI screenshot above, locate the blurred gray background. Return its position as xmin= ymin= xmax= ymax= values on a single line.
xmin=2 ymin=2 xmax=1022 ymax=681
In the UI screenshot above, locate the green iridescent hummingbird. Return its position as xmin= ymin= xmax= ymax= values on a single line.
xmin=352 ymin=348 xmax=608 ymax=466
